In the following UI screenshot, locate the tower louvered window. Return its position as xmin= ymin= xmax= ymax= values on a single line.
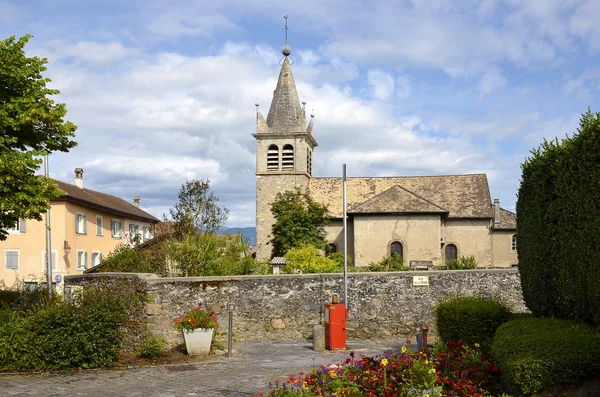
xmin=267 ymin=145 xmax=279 ymax=170
xmin=307 ymin=149 xmax=312 ymax=175
xmin=282 ymin=144 xmax=294 ymax=170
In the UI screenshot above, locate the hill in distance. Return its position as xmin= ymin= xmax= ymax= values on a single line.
xmin=219 ymin=226 xmax=256 ymax=246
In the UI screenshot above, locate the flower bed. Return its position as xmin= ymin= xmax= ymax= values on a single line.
xmin=255 ymin=341 xmax=509 ymax=397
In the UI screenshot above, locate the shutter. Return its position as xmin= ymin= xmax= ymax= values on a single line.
xmin=19 ymin=219 xmax=26 ymax=233
xmin=76 ymin=214 xmax=79 ymax=233
xmin=6 ymin=252 xmax=18 ymax=270
xmin=84 ymin=252 xmax=88 ymax=269
xmin=52 ymin=251 xmax=57 ymax=270
xmin=83 ymin=215 xmax=87 ymax=234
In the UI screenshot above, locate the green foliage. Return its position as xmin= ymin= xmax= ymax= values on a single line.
xmin=435 ymin=296 xmax=511 ymax=346
xmin=284 ymin=244 xmax=341 ymax=274
xmin=445 ymin=255 xmax=477 ymax=270
xmin=138 ymin=332 xmax=165 ymax=359
xmin=98 ymin=243 xmax=164 ymax=274
xmin=366 ymin=253 xmax=409 ymax=272
xmin=0 ymin=282 xmax=136 ymax=371
xmin=491 ymin=317 xmax=600 ymax=396
xmin=270 ymin=188 xmax=330 ymax=257
xmin=0 ymin=35 xmax=78 ymax=240
xmin=517 ymin=109 xmax=600 ymax=326
xmin=173 ymin=306 xmax=219 ymax=331
xmin=326 ymin=251 xmax=352 ymax=268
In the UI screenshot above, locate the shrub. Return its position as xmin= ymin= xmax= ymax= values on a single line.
xmin=173 ymin=306 xmax=219 ymax=331
xmin=283 ymin=244 xmax=341 ymax=274
xmin=366 ymin=253 xmax=408 ymax=272
xmin=445 ymin=255 xmax=477 ymax=270
xmin=517 ymin=109 xmax=600 ymax=326
xmin=435 ymin=296 xmax=510 ymax=346
xmin=491 ymin=317 xmax=600 ymax=396
xmin=100 ymin=243 xmax=164 ymax=274
xmin=139 ymin=332 xmax=165 ymax=359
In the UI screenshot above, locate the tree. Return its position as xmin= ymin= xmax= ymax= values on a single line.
xmin=270 ymin=188 xmax=329 ymax=257
xmin=0 ymin=35 xmax=77 ymax=240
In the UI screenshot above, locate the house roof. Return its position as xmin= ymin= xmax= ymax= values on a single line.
xmin=308 ymin=174 xmax=493 ymax=219
xmin=54 ymin=180 xmax=160 ymax=223
xmin=349 ymin=185 xmax=448 ymax=214
xmin=495 ymin=207 xmax=517 ymax=230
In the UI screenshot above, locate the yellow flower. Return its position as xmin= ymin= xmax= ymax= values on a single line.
xmin=302 ymin=381 xmax=308 ymax=390
xmin=425 ymin=394 xmax=430 ymax=397
xmin=329 ymin=369 xmax=337 ymax=378
xmin=381 ymin=358 xmax=389 ymax=367
xmin=401 ymin=346 xmax=407 ymax=353
xmin=475 ymin=343 xmax=480 ymax=348
xmin=429 ymin=368 xmax=436 ymax=374
xmin=424 ymin=360 xmax=429 ymax=365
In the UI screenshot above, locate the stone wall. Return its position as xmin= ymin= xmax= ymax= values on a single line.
xmin=65 ymin=269 xmax=527 ymax=348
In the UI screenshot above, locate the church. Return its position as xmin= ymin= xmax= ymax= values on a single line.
xmin=253 ymin=43 xmax=517 ymax=268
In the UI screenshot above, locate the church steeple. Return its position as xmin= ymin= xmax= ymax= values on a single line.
xmin=265 ymin=50 xmax=306 ymax=133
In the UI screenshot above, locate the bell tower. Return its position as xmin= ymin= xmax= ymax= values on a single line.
xmin=253 ymin=19 xmax=317 ymax=260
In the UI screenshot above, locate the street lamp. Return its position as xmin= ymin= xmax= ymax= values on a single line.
xmin=63 ymin=240 xmax=71 ymax=255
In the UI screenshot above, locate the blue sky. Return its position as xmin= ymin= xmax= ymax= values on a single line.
xmin=2 ymin=0 xmax=599 ymax=226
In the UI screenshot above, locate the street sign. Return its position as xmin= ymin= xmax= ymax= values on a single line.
xmin=413 ymin=275 xmax=429 ymax=286
xmin=55 ymin=274 xmax=63 ymax=283
xmin=228 ymin=303 xmax=235 ymax=311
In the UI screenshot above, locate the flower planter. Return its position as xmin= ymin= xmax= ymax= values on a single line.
xmin=182 ymin=328 xmax=214 ymax=355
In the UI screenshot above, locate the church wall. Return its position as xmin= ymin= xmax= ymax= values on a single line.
xmin=324 ymin=219 xmax=354 ymax=262
xmin=443 ymin=219 xmax=493 ymax=267
xmin=491 ymin=231 xmax=518 ymax=268
xmin=353 ymin=214 xmax=442 ymax=267
xmin=255 ymin=174 xmax=310 ymax=260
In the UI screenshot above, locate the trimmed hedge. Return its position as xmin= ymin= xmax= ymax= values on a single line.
xmin=434 ymin=296 xmax=510 ymax=346
xmin=516 ymin=109 xmax=600 ymax=326
xmin=491 ymin=317 xmax=600 ymax=396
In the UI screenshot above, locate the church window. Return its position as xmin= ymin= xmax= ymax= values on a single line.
xmin=326 ymin=243 xmax=337 ymax=254
xmin=390 ymin=241 xmax=403 ymax=258
xmin=511 ymin=235 xmax=517 ymax=252
xmin=267 ymin=145 xmax=279 ymax=170
xmin=282 ymin=144 xmax=294 ymax=169
xmin=445 ymin=244 xmax=457 ymax=261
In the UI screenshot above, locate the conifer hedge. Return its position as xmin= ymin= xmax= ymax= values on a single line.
xmin=516 ymin=109 xmax=600 ymax=326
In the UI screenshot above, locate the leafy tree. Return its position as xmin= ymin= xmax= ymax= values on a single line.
xmin=284 ymin=244 xmax=340 ymax=274
xmin=270 ymin=188 xmax=329 ymax=257
xmin=0 ymin=35 xmax=77 ymax=240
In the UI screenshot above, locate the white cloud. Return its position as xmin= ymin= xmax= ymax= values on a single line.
xmin=477 ymin=70 xmax=507 ymax=95
xmin=396 ymin=74 xmax=411 ymax=98
xmin=367 ymin=69 xmax=395 ymax=100
xmin=563 ymin=69 xmax=600 ymax=99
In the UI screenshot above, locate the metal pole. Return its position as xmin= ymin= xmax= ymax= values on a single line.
xmin=228 ymin=308 xmax=233 ymax=358
xmin=343 ymin=164 xmax=348 ymax=310
xmin=44 ymin=155 xmax=53 ymax=291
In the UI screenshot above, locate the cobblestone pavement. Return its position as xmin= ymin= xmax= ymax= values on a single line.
xmin=0 ymin=340 xmax=405 ymax=397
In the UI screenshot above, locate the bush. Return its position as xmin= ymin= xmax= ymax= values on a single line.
xmin=284 ymin=244 xmax=341 ymax=274
xmin=492 ymin=317 xmax=600 ymax=396
xmin=517 ymin=109 xmax=600 ymax=326
xmin=0 ymin=281 xmax=142 ymax=371
xmin=100 ymin=243 xmax=164 ymax=274
xmin=435 ymin=296 xmax=510 ymax=346
xmin=365 ymin=253 xmax=408 ymax=272
xmin=445 ymin=255 xmax=477 ymax=270
xmin=139 ymin=332 xmax=165 ymax=359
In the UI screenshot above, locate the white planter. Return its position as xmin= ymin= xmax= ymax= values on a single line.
xmin=182 ymin=328 xmax=214 ymax=355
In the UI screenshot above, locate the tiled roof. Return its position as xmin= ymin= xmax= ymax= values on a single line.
xmin=308 ymin=174 xmax=493 ymax=219
xmin=495 ymin=207 xmax=517 ymax=230
xmin=349 ymin=185 xmax=448 ymax=214
xmin=54 ymin=180 xmax=160 ymax=223
xmin=271 ymin=257 xmax=287 ymax=265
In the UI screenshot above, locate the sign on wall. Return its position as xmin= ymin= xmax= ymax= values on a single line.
xmin=413 ymin=276 xmax=429 ymax=286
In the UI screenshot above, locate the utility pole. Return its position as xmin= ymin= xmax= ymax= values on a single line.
xmin=343 ymin=164 xmax=348 ymax=310
xmin=44 ymin=154 xmax=53 ymax=291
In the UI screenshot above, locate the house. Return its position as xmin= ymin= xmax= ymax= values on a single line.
xmin=0 ymin=168 xmax=160 ymax=288
xmin=253 ymin=43 xmax=518 ymax=268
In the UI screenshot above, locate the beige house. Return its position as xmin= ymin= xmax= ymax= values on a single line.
xmin=0 ymin=169 xmax=160 ymax=288
xmin=253 ymin=45 xmax=518 ymax=268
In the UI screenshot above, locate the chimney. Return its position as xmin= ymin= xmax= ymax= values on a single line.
xmin=133 ymin=196 xmax=140 ymax=208
xmin=74 ymin=168 xmax=84 ymax=189
xmin=493 ymin=199 xmax=500 ymax=227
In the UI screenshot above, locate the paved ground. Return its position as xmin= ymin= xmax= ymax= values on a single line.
xmin=0 ymin=340 xmax=407 ymax=397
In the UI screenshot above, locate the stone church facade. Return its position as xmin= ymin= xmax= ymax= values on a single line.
xmin=253 ymin=46 xmax=517 ymax=268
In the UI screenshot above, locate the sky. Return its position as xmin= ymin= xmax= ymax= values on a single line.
xmin=1 ymin=0 xmax=599 ymax=227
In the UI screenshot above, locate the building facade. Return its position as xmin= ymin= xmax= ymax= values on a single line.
xmin=254 ymin=44 xmax=518 ymax=268
xmin=1 ymin=169 xmax=159 ymax=288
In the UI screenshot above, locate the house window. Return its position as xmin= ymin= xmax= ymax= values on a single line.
xmin=96 ymin=216 xmax=103 ymax=236
xmin=445 ymin=244 xmax=458 ymax=261
xmin=91 ymin=251 xmax=103 ymax=267
xmin=142 ymin=226 xmax=150 ymax=241
xmin=129 ymin=223 xmax=140 ymax=242
xmin=282 ymin=144 xmax=294 ymax=170
xmin=267 ymin=144 xmax=279 ymax=170
xmin=76 ymin=213 xmax=87 ymax=234
xmin=41 ymin=249 xmax=58 ymax=271
xmin=511 ymin=235 xmax=517 ymax=252
xmin=77 ymin=250 xmax=88 ymax=270
xmin=4 ymin=250 xmax=19 ymax=270
xmin=8 ymin=219 xmax=26 ymax=233
xmin=390 ymin=241 xmax=403 ymax=258
xmin=111 ymin=220 xmax=123 ymax=238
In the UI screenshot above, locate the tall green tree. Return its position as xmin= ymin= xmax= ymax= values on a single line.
xmin=0 ymin=35 xmax=77 ymax=240
xmin=270 ymin=188 xmax=329 ymax=257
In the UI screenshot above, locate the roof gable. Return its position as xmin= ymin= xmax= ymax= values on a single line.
xmin=308 ymin=174 xmax=492 ymax=219
xmin=495 ymin=207 xmax=517 ymax=230
xmin=349 ymin=185 xmax=448 ymax=214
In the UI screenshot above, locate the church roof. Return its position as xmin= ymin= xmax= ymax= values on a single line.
xmin=308 ymin=174 xmax=493 ymax=219
xmin=349 ymin=185 xmax=448 ymax=214
xmin=495 ymin=207 xmax=517 ymax=230
xmin=266 ymin=56 xmax=307 ymax=133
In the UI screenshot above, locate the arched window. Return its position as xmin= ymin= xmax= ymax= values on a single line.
xmin=511 ymin=235 xmax=517 ymax=252
xmin=445 ymin=244 xmax=457 ymax=261
xmin=390 ymin=241 xmax=403 ymax=258
xmin=267 ymin=144 xmax=279 ymax=170
xmin=326 ymin=243 xmax=337 ymax=254
xmin=282 ymin=144 xmax=294 ymax=170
